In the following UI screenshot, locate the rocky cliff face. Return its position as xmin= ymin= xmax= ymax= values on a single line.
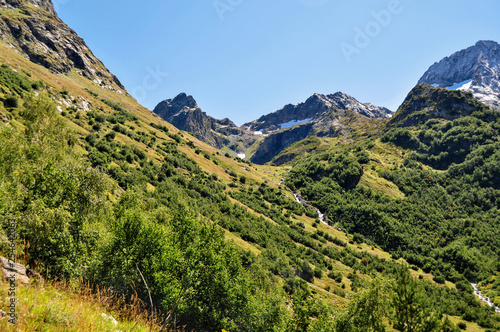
xmin=154 ymin=91 xmax=392 ymax=163
xmin=418 ymin=40 xmax=500 ymax=110
xmin=153 ymin=93 xmax=244 ymax=148
xmin=250 ymin=109 xmax=375 ymax=165
xmin=0 ymin=0 xmax=124 ymax=91
xmin=245 ymin=92 xmax=391 ymax=164
xmin=388 ymin=84 xmax=488 ymax=128
xmin=244 ymin=92 xmax=392 ymax=134
xmin=250 ymin=122 xmax=315 ymax=164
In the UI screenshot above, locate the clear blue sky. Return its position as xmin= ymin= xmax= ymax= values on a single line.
xmin=55 ymin=0 xmax=500 ymax=125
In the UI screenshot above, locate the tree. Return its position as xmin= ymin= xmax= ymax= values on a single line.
xmin=100 ymin=205 xmax=254 ymax=331
xmin=334 ymin=281 xmax=387 ymax=332
xmin=290 ymin=281 xmax=312 ymax=332
xmin=391 ymin=265 xmax=442 ymax=332
xmin=0 ymin=94 xmax=111 ymax=277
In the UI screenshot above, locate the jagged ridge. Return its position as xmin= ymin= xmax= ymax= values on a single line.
xmin=153 ymin=93 xmax=244 ymax=148
xmin=244 ymin=92 xmax=392 ymax=134
xmin=0 ymin=0 xmax=124 ymax=91
xmin=154 ymin=91 xmax=392 ymax=163
xmin=418 ymin=40 xmax=500 ymax=110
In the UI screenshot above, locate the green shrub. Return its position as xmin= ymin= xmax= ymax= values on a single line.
xmin=3 ymin=96 xmax=18 ymax=108
xmin=433 ymin=275 xmax=445 ymax=284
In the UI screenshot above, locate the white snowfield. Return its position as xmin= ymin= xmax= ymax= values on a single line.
xmin=419 ymin=40 xmax=500 ymax=110
xmin=278 ymin=118 xmax=314 ymax=130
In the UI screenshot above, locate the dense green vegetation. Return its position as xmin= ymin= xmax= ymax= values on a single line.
xmin=285 ymin=106 xmax=500 ymax=328
xmin=287 ymin=149 xmax=500 ymax=280
xmin=1 ymin=62 xmax=499 ymax=331
xmin=0 ymin=92 xmax=289 ymax=331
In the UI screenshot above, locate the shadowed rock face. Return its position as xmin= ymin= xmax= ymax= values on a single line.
xmin=243 ymin=92 xmax=392 ymax=134
xmin=419 ymin=40 xmax=500 ymax=110
xmin=246 ymin=93 xmax=391 ymax=164
xmin=154 ymin=91 xmax=392 ymax=163
xmin=388 ymin=84 xmax=489 ymax=128
xmin=0 ymin=0 xmax=124 ymax=91
xmin=153 ymin=93 xmax=244 ymax=148
xmin=250 ymin=122 xmax=315 ymax=165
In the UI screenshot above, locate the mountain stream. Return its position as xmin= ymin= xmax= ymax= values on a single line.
xmin=293 ymin=191 xmax=499 ymax=313
xmin=293 ymin=193 xmax=327 ymax=225
xmin=471 ymin=283 xmax=500 ymax=313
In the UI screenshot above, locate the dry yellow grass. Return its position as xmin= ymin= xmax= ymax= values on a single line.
xmin=223 ymin=228 xmax=261 ymax=256
xmin=0 ymin=278 xmax=155 ymax=332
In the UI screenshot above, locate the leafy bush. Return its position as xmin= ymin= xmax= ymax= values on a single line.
xmin=3 ymin=96 xmax=18 ymax=108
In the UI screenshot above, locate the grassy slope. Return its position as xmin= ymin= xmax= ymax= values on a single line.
xmin=0 ymin=42 xmax=494 ymax=331
xmin=0 ymin=279 xmax=153 ymax=332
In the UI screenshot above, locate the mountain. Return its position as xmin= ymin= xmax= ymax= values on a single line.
xmin=418 ymin=40 xmax=500 ymax=110
xmin=247 ymin=92 xmax=392 ymax=164
xmin=0 ymin=0 xmax=124 ymax=92
xmin=250 ymin=108 xmax=382 ymax=165
xmin=244 ymin=92 xmax=392 ymax=134
xmin=1 ymin=2 xmax=500 ymax=329
xmin=388 ymin=83 xmax=489 ymax=128
xmin=153 ymin=93 xmax=243 ymax=148
xmin=153 ymin=91 xmax=392 ymax=163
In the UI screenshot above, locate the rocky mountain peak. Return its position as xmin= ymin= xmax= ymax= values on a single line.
xmin=326 ymin=92 xmax=392 ymax=119
xmin=244 ymin=92 xmax=392 ymax=134
xmin=0 ymin=0 xmax=124 ymax=91
xmin=171 ymin=92 xmax=198 ymax=109
xmin=1 ymin=0 xmax=56 ymax=15
xmin=418 ymin=40 xmax=500 ymax=110
xmin=153 ymin=93 xmax=199 ymax=120
xmin=153 ymin=93 xmax=243 ymax=149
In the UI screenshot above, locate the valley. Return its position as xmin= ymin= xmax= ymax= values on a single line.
xmin=0 ymin=1 xmax=500 ymax=331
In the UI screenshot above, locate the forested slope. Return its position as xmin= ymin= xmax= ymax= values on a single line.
xmin=0 ymin=2 xmax=499 ymax=330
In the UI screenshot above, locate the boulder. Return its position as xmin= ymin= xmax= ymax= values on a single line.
xmin=0 ymin=256 xmax=41 ymax=285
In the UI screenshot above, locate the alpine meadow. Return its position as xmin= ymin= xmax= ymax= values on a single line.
xmin=0 ymin=1 xmax=500 ymax=331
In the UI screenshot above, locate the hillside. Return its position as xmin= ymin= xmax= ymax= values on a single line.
xmin=0 ymin=1 xmax=499 ymax=331
xmin=154 ymin=91 xmax=392 ymax=164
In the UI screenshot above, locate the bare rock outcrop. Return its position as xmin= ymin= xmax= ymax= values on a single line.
xmin=0 ymin=0 xmax=124 ymax=92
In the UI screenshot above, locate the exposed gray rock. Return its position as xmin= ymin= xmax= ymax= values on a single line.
xmin=153 ymin=93 xmax=245 ymax=149
xmin=244 ymin=92 xmax=392 ymax=134
xmin=0 ymin=0 xmax=124 ymax=91
xmin=0 ymin=256 xmax=30 ymax=284
xmin=251 ymin=108 xmax=372 ymax=165
xmin=419 ymin=40 xmax=500 ymax=110
xmin=101 ymin=313 xmax=119 ymax=326
xmin=250 ymin=122 xmax=315 ymax=164
xmin=388 ymin=84 xmax=488 ymax=128
xmin=154 ymin=91 xmax=391 ymax=163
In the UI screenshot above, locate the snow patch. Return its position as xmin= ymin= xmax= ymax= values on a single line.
xmin=278 ymin=118 xmax=314 ymax=129
xmin=253 ymin=131 xmax=263 ymax=136
xmin=446 ymin=79 xmax=473 ymax=90
xmin=431 ymin=84 xmax=440 ymax=88
xmin=237 ymin=153 xmax=246 ymax=159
